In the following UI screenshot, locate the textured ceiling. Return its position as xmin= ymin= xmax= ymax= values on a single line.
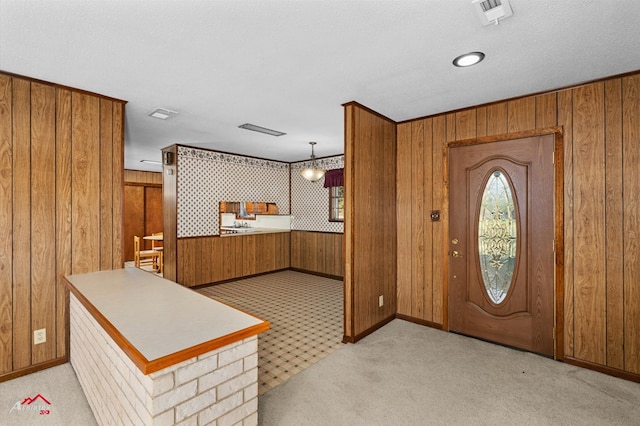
xmin=1 ymin=0 xmax=639 ymax=171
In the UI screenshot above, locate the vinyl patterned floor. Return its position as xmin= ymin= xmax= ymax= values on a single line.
xmin=197 ymin=270 xmax=344 ymax=395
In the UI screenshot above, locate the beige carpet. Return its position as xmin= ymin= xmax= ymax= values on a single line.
xmin=259 ymin=319 xmax=640 ymax=426
xmin=0 ymin=363 xmax=96 ymax=426
xmin=4 ymin=278 xmax=640 ymax=425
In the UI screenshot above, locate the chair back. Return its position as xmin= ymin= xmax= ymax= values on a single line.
xmin=152 ymin=232 xmax=163 ymax=249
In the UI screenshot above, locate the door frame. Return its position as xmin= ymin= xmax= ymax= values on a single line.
xmin=443 ymin=126 xmax=565 ymax=360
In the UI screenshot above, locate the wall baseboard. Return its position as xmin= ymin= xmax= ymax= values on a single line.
xmin=0 ymin=356 xmax=68 ymax=384
xmin=191 ymin=268 xmax=290 ymax=290
xmin=288 ymin=267 xmax=342 ymax=281
xmin=343 ymin=314 xmax=395 ymax=343
xmin=563 ymin=356 xmax=640 ymax=384
xmin=395 ymin=313 xmax=443 ymax=330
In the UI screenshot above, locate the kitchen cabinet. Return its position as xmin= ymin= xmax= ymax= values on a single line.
xmin=177 ymin=231 xmax=290 ymax=287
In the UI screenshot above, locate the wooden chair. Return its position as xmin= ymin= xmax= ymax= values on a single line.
xmin=151 ymin=232 xmax=163 ymax=250
xmin=151 ymin=232 xmax=163 ymax=273
xmin=134 ymin=236 xmax=163 ymax=273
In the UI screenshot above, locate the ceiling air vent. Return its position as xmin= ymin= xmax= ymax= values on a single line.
xmin=148 ymin=108 xmax=178 ymax=120
xmin=472 ymin=0 xmax=513 ymax=26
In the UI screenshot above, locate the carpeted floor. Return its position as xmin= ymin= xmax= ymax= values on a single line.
xmin=259 ymin=319 xmax=640 ymax=425
xmin=3 ymin=272 xmax=640 ymax=425
xmin=0 ymin=363 xmax=97 ymax=426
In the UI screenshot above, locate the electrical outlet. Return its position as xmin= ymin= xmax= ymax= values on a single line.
xmin=34 ymin=328 xmax=46 ymax=345
xmin=378 ymin=295 xmax=384 ymax=307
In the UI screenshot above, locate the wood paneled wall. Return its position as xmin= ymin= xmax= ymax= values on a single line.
xmin=177 ymin=233 xmax=290 ymax=287
xmin=124 ymin=169 xmax=163 ymax=185
xmin=290 ymin=230 xmax=343 ymax=278
xmin=123 ymin=185 xmax=162 ymax=258
xmin=396 ymin=117 xmax=444 ymax=326
xmin=395 ymin=72 xmax=640 ymax=377
xmin=0 ymin=72 xmax=125 ymax=380
xmin=123 ymin=170 xmax=163 ymax=259
xmin=343 ymin=102 xmax=397 ymax=342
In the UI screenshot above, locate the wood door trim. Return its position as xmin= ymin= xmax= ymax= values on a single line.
xmin=444 ymin=126 xmax=564 ymax=360
xmin=124 ymin=182 xmax=162 ymax=188
xmin=448 ymin=126 xmax=562 ymax=148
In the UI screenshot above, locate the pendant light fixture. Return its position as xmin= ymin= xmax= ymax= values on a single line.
xmin=300 ymin=142 xmax=326 ymax=182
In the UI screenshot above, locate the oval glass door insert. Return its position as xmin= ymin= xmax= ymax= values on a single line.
xmin=478 ymin=170 xmax=518 ymax=304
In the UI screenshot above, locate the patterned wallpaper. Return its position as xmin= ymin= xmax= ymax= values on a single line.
xmin=176 ymin=146 xmax=344 ymax=237
xmin=177 ymin=147 xmax=290 ymax=237
xmin=290 ymin=156 xmax=344 ymax=233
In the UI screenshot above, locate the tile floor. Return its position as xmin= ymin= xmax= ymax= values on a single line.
xmin=197 ymin=270 xmax=344 ymax=395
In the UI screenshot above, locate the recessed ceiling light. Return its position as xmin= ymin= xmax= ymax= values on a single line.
xmin=149 ymin=108 xmax=178 ymax=120
xmin=238 ymin=123 xmax=286 ymax=137
xmin=453 ymin=52 xmax=485 ymax=67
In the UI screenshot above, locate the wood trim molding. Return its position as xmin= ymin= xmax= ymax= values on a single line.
xmin=0 ymin=357 xmax=68 ymax=384
xmin=441 ymin=135 xmax=450 ymax=331
xmin=553 ymin=130 xmax=565 ymax=361
xmin=395 ymin=314 xmax=443 ymax=330
xmin=291 ymin=229 xmax=344 ymax=235
xmin=190 ymin=268 xmax=291 ymax=290
xmin=447 ymin=126 xmax=563 ymax=148
xmin=123 ymin=182 xmax=162 ymax=188
xmin=342 ymin=314 xmax=395 ymax=344
xmin=64 ymin=277 xmax=269 ymax=375
xmin=343 ymin=104 xmax=356 ymax=340
xmin=288 ymin=267 xmax=342 ymax=281
xmin=341 ymin=100 xmax=395 ymax=123
xmin=563 ymin=357 xmax=640 ymax=384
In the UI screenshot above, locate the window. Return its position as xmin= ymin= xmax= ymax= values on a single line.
xmin=329 ymin=186 xmax=344 ymax=221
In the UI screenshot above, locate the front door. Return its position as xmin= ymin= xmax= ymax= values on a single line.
xmin=448 ymin=134 xmax=556 ymax=357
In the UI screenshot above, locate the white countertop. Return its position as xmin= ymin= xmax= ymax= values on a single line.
xmin=65 ymin=268 xmax=268 ymax=366
xmin=220 ymin=227 xmax=290 ymax=236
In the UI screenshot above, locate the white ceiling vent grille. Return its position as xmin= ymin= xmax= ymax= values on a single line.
xmin=472 ymin=0 xmax=513 ymax=26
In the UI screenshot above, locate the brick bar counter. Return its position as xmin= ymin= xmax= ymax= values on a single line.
xmin=64 ymin=268 xmax=269 ymax=425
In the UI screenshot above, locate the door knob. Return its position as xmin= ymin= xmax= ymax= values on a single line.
xmin=451 ymin=250 xmax=463 ymax=258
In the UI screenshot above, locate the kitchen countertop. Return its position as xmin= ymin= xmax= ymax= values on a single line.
xmin=220 ymin=227 xmax=290 ymax=236
xmin=64 ymin=267 xmax=269 ymax=373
